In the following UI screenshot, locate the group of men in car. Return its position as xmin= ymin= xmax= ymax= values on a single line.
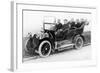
xmin=54 ymin=18 xmax=89 ymax=49
xmin=54 ymin=18 xmax=88 ymax=35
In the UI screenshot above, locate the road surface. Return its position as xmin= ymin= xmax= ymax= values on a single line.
xmin=23 ymin=45 xmax=91 ymax=63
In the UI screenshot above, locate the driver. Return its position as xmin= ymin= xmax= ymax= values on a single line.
xmin=55 ymin=19 xmax=62 ymax=31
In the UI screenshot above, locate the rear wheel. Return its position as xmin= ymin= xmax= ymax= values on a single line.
xmin=73 ymin=35 xmax=83 ymax=49
xmin=38 ymin=40 xmax=51 ymax=57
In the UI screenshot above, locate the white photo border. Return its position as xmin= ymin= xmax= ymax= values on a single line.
xmin=11 ymin=1 xmax=97 ymax=71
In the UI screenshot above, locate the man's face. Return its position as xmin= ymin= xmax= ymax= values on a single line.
xmin=64 ymin=20 xmax=68 ymax=24
xmin=81 ymin=19 xmax=84 ymax=22
xmin=76 ymin=19 xmax=79 ymax=23
xmin=57 ymin=19 xmax=61 ymax=24
xmin=70 ymin=19 xmax=74 ymax=22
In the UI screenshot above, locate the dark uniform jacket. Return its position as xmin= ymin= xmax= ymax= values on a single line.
xmin=62 ymin=22 xmax=70 ymax=30
xmin=70 ymin=21 xmax=75 ymax=28
xmin=55 ymin=23 xmax=62 ymax=31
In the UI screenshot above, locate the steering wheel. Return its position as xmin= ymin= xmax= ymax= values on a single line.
xmin=71 ymin=27 xmax=76 ymax=29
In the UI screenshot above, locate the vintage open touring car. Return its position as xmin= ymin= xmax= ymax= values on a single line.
xmin=25 ymin=17 xmax=89 ymax=58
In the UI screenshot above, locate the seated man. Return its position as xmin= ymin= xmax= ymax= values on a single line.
xmin=55 ymin=19 xmax=70 ymax=39
xmin=75 ymin=19 xmax=88 ymax=28
xmin=54 ymin=19 xmax=62 ymax=48
xmin=80 ymin=19 xmax=89 ymax=26
xmin=55 ymin=19 xmax=62 ymax=31
xmin=54 ymin=19 xmax=62 ymax=34
xmin=70 ymin=18 xmax=76 ymax=29
xmin=75 ymin=19 xmax=80 ymax=28
xmin=62 ymin=19 xmax=70 ymax=32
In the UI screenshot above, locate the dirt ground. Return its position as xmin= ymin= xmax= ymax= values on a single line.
xmin=23 ymin=45 xmax=91 ymax=63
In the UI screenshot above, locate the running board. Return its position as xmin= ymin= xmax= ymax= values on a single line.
xmin=57 ymin=44 xmax=74 ymax=51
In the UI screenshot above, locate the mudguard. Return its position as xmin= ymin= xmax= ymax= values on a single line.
xmin=26 ymin=34 xmax=39 ymax=55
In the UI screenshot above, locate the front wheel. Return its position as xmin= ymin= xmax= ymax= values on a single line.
xmin=38 ymin=40 xmax=51 ymax=58
xmin=73 ymin=35 xmax=84 ymax=49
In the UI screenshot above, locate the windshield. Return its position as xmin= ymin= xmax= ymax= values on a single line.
xmin=43 ymin=16 xmax=56 ymax=30
xmin=44 ymin=23 xmax=56 ymax=30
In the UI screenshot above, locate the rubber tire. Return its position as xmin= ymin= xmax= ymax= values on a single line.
xmin=73 ymin=35 xmax=83 ymax=49
xmin=38 ymin=40 xmax=51 ymax=58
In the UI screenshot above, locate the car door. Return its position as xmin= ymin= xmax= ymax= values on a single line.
xmin=66 ymin=28 xmax=76 ymax=40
